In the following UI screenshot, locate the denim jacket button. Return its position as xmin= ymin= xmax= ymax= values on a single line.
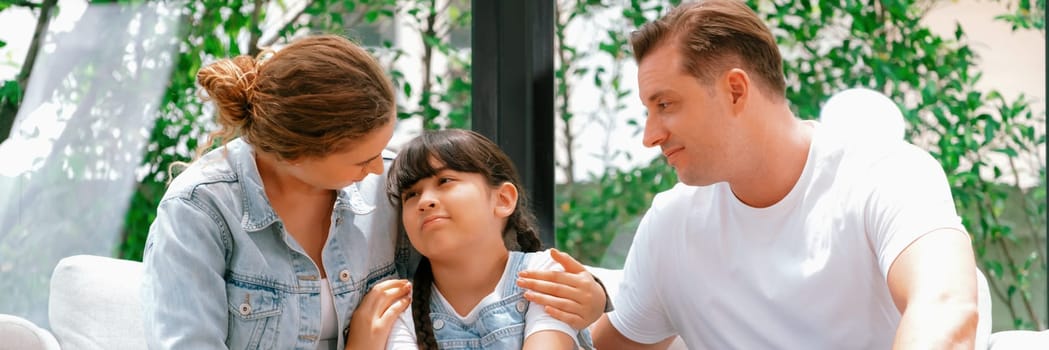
xmin=432 ymin=319 xmax=445 ymax=330
xmin=516 ymin=300 xmax=527 ymax=313
xmin=339 ymin=270 xmax=350 ymax=282
xmin=239 ymin=303 xmax=252 ymax=316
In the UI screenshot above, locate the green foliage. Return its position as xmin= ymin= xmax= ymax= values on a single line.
xmin=553 ymin=0 xmax=679 ymax=266
xmin=0 ymin=79 xmax=18 ymax=140
xmin=395 ymin=0 xmax=471 ymax=130
xmin=556 ymin=156 xmax=676 ymax=267
xmin=119 ymin=0 xmax=264 ymax=261
xmin=995 ymin=0 xmax=1046 ymax=32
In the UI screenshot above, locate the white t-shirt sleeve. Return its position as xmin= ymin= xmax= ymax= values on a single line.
xmin=523 ymin=250 xmax=581 ymax=343
xmin=607 ymin=204 xmax=676 ymax=344
xmin=865 ymin=143 xmax=966 ymax=279
xmin=384 ymin=308 xmax=419 ymax=350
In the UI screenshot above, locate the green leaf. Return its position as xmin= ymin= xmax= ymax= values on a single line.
xmin=365 ymin=9 xmax=380 ymax=23
xmin=994 ymin=147 xmax=1019 ymax=158
xmin=449 ymin=6 xmax=461 ymax=21
xmin=1 ymin=80 xmax=21 ymax=97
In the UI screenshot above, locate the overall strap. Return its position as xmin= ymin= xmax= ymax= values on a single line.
xmin=501 ymin=251 xmax=530 ymax=297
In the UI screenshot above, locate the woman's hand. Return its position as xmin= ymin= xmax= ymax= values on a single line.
xmin=516 ymin=249 xmax=607 ymax=330
xmin=345 ymin=279 xmax=412 ymax=350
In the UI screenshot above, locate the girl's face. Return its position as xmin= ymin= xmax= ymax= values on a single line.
xmin=399 ymin=159 xmax=517 ymax=261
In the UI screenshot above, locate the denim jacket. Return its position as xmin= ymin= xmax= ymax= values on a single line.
xmin=141 ymin=138 xmax=414 ymax=349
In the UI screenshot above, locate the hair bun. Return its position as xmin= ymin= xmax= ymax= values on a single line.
xmin=196 ymin=55 xmax=259 ymax=130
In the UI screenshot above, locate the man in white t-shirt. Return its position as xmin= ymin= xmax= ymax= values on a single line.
xmin=582 ymin=0 xmax=979 ymax=348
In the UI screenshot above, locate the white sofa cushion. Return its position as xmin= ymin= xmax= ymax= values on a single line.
xmin=988 ymin=330 xmax=1049 ymax=349
xmin=0 ymin=314 xmax=60 ymax=350
xmin=48 ymin=255 xmax=146 ymax=350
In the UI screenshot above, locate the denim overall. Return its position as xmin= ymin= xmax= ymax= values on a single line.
xmin=427 ymin=251 xmax=594 ymax=350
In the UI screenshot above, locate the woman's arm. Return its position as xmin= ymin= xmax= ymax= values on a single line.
xmin=523 ymin=330 xmax=577 ymax=350
xmin=345 ymin=279 xmax=412 ymax=350
xmin=141 ymin=198 xmax=230 ymax=349
xmin=516 ymin=249 xmax=608 ymax=329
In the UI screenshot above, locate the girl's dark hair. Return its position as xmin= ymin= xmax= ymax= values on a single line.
xmin=386 ymin=129 xmax=542 ymax=349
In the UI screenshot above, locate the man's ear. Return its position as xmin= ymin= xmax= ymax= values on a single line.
xmin=494 ymin=182 xmax=518 ymax=218
xmin=725 ymin=68 xmax=749 ymax=113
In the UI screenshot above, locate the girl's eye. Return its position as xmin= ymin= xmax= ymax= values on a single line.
xmin=401 ymin=191 xmax=417 ymax=201
xmin=438 ymin=177 xmax=453 ymax=185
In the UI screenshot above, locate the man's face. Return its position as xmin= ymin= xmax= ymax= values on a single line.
xmin=637 ymin=44 xmax=735 ymax=186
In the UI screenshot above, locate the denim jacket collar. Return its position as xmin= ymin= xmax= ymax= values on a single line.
xmin=225 ymin=139 xmax=390 ymax=233
xmin=222 ymin=139 xmax=281 ymax=232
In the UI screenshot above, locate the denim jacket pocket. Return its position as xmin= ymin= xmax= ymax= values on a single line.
xmin=226 ymin=281 xmax=282 ymax=349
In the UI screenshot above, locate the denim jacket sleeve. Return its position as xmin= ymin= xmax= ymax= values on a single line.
xmin=141 ymin=196 xmax=231 ymax=349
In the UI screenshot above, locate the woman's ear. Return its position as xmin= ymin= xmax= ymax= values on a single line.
xmin=494 ymin=182 xmax=518 ymax=218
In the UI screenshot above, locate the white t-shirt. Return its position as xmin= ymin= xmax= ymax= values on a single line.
xmin=608 ymin=125 xmax=965 ymax=349
xmin=386 ymin=249 xmax=578 ymax=349
xmin=317 ymin=278 xmax=338 ymax=350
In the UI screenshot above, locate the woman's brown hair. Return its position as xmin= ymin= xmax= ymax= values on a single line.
xmin=194 ymin=34 xmax=395 ymax=160
xmin=630 ymin=0 xmax=786 ymax=99
xmin=386 ymin=129 xmax=543 ymax=349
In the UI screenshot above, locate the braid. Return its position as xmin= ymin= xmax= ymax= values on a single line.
xmin=513 ymin=218 xmax=543 ymax=253
xmin=412 ymin=258 xmax=439 ymax=349
xmin=507 ymin=190 xmax=542 ymax=253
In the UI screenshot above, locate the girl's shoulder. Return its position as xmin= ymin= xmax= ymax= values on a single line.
xmin=519 ymin=249 xmax=564 ymax=273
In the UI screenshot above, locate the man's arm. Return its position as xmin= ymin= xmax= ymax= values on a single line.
xmin=887 ymin=228 xmax=978 ymax=349
xmin=592 ymin=315 xmax=676 ymax=350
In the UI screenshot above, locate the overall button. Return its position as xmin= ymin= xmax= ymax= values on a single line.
xmin=432 ymin=319 xmax=445 ymax=330
xmin=515 ymin=300 xmax=528 ymax=313
xmin=239 ymin=303 xmax=252 ymax=316
xmin=339 ymin=270 xmax=351 ymax=282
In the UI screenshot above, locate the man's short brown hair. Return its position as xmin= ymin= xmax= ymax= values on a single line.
xmin=630 ymin=0 xmax=786 ymax=99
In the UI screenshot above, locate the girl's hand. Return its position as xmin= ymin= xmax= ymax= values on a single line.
xmin=345 ymin=279 xmax=412 ymax=350
xmin=516 ymin=249 xmax=607 ymax=330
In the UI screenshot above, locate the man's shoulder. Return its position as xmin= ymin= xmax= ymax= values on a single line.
xmin=827 ymin=138 xmax=940 ymax=182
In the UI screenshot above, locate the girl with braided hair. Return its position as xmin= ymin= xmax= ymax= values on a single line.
xmin=385 ymin=129 xmax=595 ymax=350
